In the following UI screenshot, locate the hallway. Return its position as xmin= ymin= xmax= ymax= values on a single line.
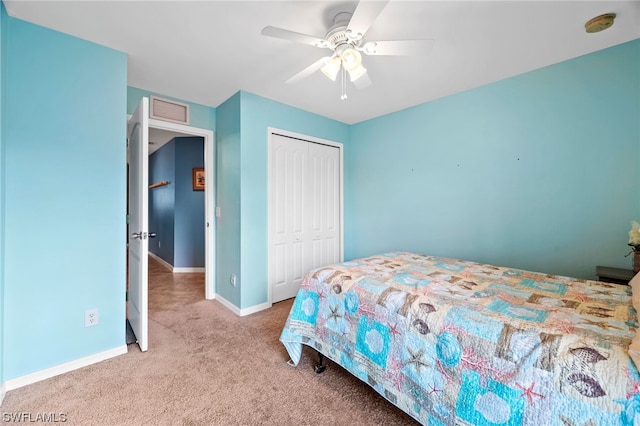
xmin=148 ymin=255 xmax=205 ymax=312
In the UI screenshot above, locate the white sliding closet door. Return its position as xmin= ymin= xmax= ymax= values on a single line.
xmin=269 ymin=132 xmax=341 ymax=303
xmin=308 ymin=141 xmax=341 ymax=269
xmin=270 ymin=136 xmax=309 ymax=303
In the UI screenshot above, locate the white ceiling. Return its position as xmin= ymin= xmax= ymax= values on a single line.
xmin=4 ymin=1 xmax=640 ymax=125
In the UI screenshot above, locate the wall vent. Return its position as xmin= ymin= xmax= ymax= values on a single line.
xmin=150 ymin=96 xmax=190 ymax=125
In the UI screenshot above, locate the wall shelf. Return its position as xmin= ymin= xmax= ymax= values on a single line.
xmin=149 ymin=181 xmax=169 ymax=189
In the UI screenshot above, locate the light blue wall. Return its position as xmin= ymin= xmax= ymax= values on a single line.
xmin=149 ymin=141 xmax=176 ymax=265
xmin=215 ymin=92 xmax=241 ymax=306
xmin=215 ymin=91 xmax=351 ymax=310
xmin=0 ymin=1 xmax=7 ymax=389
xmin=3 ymin=17 xmax=127 ymax=379
xmin=348 ymin=39 xmax=640 ymax=280
xmin=239 ymin=91 xmax=350 ymax=309
xmin=174 ymin=137 xmax=205 ymax=268
xmin=127 ymin=87 xmax=215 ymax=132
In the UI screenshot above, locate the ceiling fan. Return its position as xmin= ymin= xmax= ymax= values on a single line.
xmin=261 ymin=0 xmax=434 ymax=99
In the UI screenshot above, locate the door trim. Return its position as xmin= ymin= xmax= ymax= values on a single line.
xmin=130 ymin=114 xmax=216 ymax=299
xmin=266 ymin=127 xmax=344 ymax=306
xmin=148 ymin=118 xmax=216 ymax=300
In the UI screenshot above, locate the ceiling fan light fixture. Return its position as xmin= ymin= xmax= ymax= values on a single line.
xmin=341 ymin=48 xmax=363 ymax=71
xmin=348 ymin=65 xmax=367 ymax=82
xmin=321 ymin=56 xmax=341 ymax=81
xmin=263 ymin=0 xmax=437 ymax=100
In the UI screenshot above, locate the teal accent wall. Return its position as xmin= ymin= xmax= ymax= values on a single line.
xmin=0 ymin=1 xmax=7 ymax=389
xmin=215 ymin=92 xmax=241 ymax=307
xmin=3 ymin=17 xmax=127 ymax=379
xmin=127 ymin=86 xmax=216 ymax=132
xmin=347 ymin=39 xmax=640 ymax=280
xmin=238 ymin=91 xmax=350 ymax=309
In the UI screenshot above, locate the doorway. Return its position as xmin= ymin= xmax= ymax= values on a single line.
xmin=148 ymin=134 xmax=205 ymax=274
xmin=146 ymin=118 xmax=215 ymax=299
xmin=127 ymin=111 xmax=215 ymax=351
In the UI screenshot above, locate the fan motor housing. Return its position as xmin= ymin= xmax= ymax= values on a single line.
xmin=325 ymin=12 xmax=361 ymax=50
xmin=327 ymin=28 xmax=349 ymax=46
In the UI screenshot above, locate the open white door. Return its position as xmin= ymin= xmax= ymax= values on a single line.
xmin=128 ymin=97 xmax=149 ymax=352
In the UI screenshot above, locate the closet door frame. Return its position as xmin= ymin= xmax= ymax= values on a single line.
xmin=266 ymin=127 xmax=344 ymax=305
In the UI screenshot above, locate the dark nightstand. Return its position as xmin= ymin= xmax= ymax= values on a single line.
xmin=595 ymin=266 xmax=635 ymax=285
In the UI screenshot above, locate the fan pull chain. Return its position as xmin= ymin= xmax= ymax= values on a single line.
xmin=340 ymin=65 xmax=347 ymax=100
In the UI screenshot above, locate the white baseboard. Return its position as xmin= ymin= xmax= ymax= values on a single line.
xmin=0 ymin=381 xmax=6 ymax=406
xmin=4 ymin=345 xmax=127 ymax=392
xmin=173 ymin=267 xmax=205 ymax=273
xmin=148 ymin=251 xmax=173 ymax=271
xmin=215 ymin=293 xmax=271 ymax=316
xmin=240 ymin=302 xmax=272 ymax=316
xmin=214 ymin=293 xmax=241 ymax=315
xmin=148 ymin=252 xmax=204 ymax=273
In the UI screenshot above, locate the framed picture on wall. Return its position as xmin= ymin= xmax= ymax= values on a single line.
xmin=192 ymin=168 xmax=205 ymax=191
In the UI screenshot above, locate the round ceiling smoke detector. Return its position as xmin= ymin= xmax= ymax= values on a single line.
xmin=585 ymin=13 xmax=616 ymax=33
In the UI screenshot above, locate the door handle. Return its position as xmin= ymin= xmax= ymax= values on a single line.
xmin=131 ymin=232 xmax=156 ymax=240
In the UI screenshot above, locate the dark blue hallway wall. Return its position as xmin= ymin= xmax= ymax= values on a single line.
xmin=175 ymin=137 xmax=205 ymax=268
xmin=149 ymin=137 xmax=204 ymax=268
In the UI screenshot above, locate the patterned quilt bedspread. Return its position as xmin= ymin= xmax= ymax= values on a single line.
xmin=280 ymin=252 xmax=640 ymax=425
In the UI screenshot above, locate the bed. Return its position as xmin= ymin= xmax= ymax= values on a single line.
xmin=280 ymin=251 xmax=640 ymax=425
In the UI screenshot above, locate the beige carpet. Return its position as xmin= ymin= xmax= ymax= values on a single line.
xmin=1 ymin=272 xmax=418 ymax=425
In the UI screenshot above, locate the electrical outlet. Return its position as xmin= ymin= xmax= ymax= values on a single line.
xmin=230 ymin=274 xmax=236 ymax=287
xmin=85 ymin=309 xmax=99 ymax=327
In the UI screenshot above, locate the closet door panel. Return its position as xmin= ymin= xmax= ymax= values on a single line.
xmin=308 ymin=142 xmax=340 ymax=269
xmin=270 ymin=135 xmax=309 ymax=302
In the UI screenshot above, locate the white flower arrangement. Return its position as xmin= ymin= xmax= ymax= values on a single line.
xmin=629 ymin=220 xmax=640 ymax=250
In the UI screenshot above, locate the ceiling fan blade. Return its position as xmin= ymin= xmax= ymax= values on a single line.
xmin=353 ymin=72 xmax=372 ymax=90
xmin=360 ymin=39 xmax=435 ymax=56
xmin=285 ymin=57 xmax=331 ymax=84
xmin=261 ymin=26 xmax=330 ymax=48
xmin=346 ymin=0 xmax=390 ymax=40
